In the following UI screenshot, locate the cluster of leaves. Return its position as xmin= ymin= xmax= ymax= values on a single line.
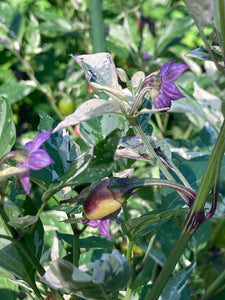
xmin=0 ymin=0 xmax=225 ymax=300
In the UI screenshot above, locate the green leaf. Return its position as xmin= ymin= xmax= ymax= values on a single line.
xmin=156 ymin=16 xmax=193 ymax=55
xmin=187 ymin=46 xmax=224 ymax=61
xmin=183 ymin=0 xmax=214 ymax=30
xmin=80 ymin=113 xmax=119 ymax=147
xmin=132 ymin=256 xmax=154 ymax=289
xmin=214 ymin=0 xmax=225 ymax=58
xmin=160 ymin=263 xmax=195 ymax=300
xmin=116 ymin=135 xmax=171 ymax=164
xmin=8 ymin=215 xmax=38 ymax=230
xmin=73 ymin=52 xmax=121 ymax=90
xmin=106 ymin=22 xmax=138 ymax=54
xmin=43 ymin=129 xmax=121 ymax=201
xmin=42 ymin=250 xmax=131 ymax=299
xmin=0 ymin=2 xmax=16 ymax=28
xmin=0 ymin=97 xmax=16 ymax=158
xmin=53 ymin=99 xmax=120 ymax=133
xmin=0 ymin=82 xmax=35 ymax=104
xmin=0 ymin=167 xmax=27 ymax=182
xmin=38 ymin=111 xmax=56 ymax=131
xmin=37 ymin=12 xmax=85 ymax=37
xmin=7 ymin=187 xmax=44 ymax=260
xmin=0 ymin=34 xmax=16 ymax=52
xmin=122 ymin=208 xmax=187 ymax=240
xmin=190 ymin=220 xmax=211 ymax=252
xmin=57 ymin=232 xmax=114 ymax=249
xmin=80 ymin=237 xmax=114 ymax=250
xmin=0 ymin=274 xmax=18 ymax=300
xmin=171 ymin=83 xmax=223 ymax=131
xmin=179 ymin=155 xmax=209 ymax=188
xmin=0 ymin=217 xmax=37 ymax=288
xmin=25 ymin=13 xmax=41 ymax=54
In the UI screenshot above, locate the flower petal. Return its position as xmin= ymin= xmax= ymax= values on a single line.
xmin=160 ymin=61 xmax=175 ymax=79
xmin=82 ymin=219 xmax=101 ymax=228
xmin=161 ymin=82 xmax=184 ymax=100
xmin=27 ymin=149 xmax=54 ymax=170
xmin=98 ymin=219 xmax=110 ymax=238
xmin=18 ymin=171 xmax=30 ymax=195
xmin=161 ymin=62 xmax=189 ymax=82
xmin=24 ymin=130 xmax=53 ymax=152
xmin=154 ymin=93 xmax=171 ymax=109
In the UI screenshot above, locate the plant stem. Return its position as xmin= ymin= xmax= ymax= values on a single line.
xmin=205 ymin=139 xmax=225 ymax=220
xmin=134 ymin=122 xmax=175 ymax=180
xmin=89 ymin=0 xmax=106 ymax=53
xmin=145 ymin=231 xmax=191 ymax=300
xmin=0 ymin=234 xmax=15 ymax=242
xmin=186 ymin=5 xmax=225 ymax=75
xmin=146 ymin=119 xmax=225 ymax=300
xmin=124 ymin=283 xmax=134 ymax=300
xmin=140 ymin=233 xmax=156 ymax=270
xmin=127 ymin=239 xmax=135 ymax=264
xmin=186 ymin=119 xmax=225 ymax=220
xmin=16 ymin=238 xmax=45 ymax=276
xmin=122 ymin=178 xmax=196 ymax=205
xmin=73 ymin=230 xmax=80 ymax=267
xmin=124 ymin=239 xmax=135 ymax=300
xmin=167 ymin=160 xmax=194 ymax=192
xmin=214 ymin=0 xmax=225 ymax=64
xmin=202 ymin=268 xmax=225 ymax=300
xmin=133 ymin=122 xmax=192 ymax=204
xmin=68 ymin=219 xmax=81 ymax=267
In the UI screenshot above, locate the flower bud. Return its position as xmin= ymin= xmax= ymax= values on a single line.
xmin=84 ymin=180 xmax=124 ymax=220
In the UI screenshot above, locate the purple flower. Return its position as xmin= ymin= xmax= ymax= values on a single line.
xmin=82 ymin=210 xmax=121 ymax=239
xmin=130 ymin=60 xmax=189 ymax=116
xmin=153 ymin=60 xmax=189 ymax=109
xmin=17 ymin=130 xmax=54 ymax=195
xmin=142 ymin=53 xmax=150 ymax=61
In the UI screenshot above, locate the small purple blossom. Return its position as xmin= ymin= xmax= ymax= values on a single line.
xmin=82 ymin=210 xmax=121 ymax=239
xmin=153 ymin=60 xmax=189 ymax=109
xmin=142 ymin=53 xmax=150 ymax=61
xmin=17 ymin=130 xmax=54 ymax=195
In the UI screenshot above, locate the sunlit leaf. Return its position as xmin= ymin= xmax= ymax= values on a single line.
xmin=214 ymin=0 xmax=225 ymax=58
xmin=42 ymin=250 xmax=131 ymax=299
xmin=72 ymin=52 xmax=120 ymax=90
xmin=0 ymin=97 xmax=16 ymax=157
xmin=116 ymin=135 xmax=171 ymax=164
xmin=122 ymin=208 xmax=187 ymax=240
xmin=0 ymin=218 xmax=37 ymax=288
xmin=161 ymin=263 xmax=195 ymax=300
xmin=43 ymin=129 xmax=121 ymax=201
xmin=0 ymin=81 xmax=35 ymax=104
xmin=53 ymin=99 xmax=120 ymax=133
xmin=56 ymin=233 xmax=114 ymax=250
xmin=0 ymin=167 xmax=27 ymax=182
xmin=156 ymin=16 xmax=193 ymax=54
xmin=8 ymin=215 xmax=38 ymax=230
xmin=183 ymin=0 xmax=214 ymax=29
xmin=187 ymin=46 xmax=223 ymax=61
xmin=0 ymin=274 xmax=18 ymax=300
xmin=171 ymin=83 xmax=223 ymax=131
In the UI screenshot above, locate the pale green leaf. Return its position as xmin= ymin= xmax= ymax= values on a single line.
xmin=0 ymin=97 xmax=16 ymax=157
xmin=53 ymin=99 xmax=120 ymax=133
